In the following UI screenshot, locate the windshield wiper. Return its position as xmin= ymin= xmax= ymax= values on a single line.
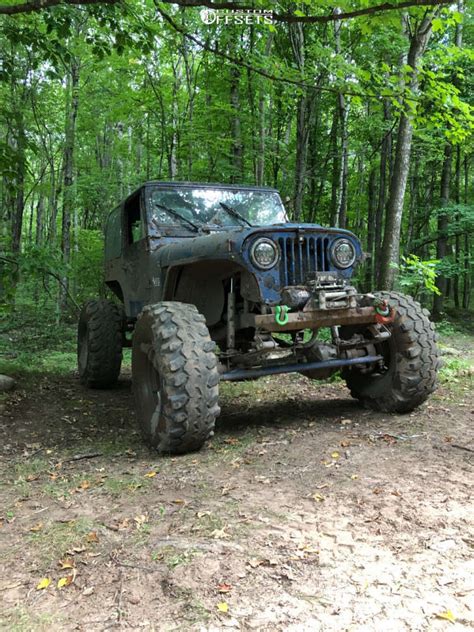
xmin=219 ymin=202 xmax=253 ymax=227
xmin=154 ymin=203 xmax=200 ymax=232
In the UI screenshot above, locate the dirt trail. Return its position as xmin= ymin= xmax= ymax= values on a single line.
xmin=0 ymin=371 xmax=473 ymax=631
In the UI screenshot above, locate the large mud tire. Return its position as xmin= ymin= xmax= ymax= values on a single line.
xmin=132 ymin=302 xmax=220 ymax=454
xmin=78 ymin=299 xmax=123 ymax=388
xmin=342 ymin=291 xmax=440 ymax=413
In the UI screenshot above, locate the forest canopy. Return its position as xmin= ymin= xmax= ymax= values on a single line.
xmin=0 ymin=0 xmax=473 ymax=320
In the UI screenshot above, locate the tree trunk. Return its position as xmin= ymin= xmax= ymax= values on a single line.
xmin=374 ymin=100 xmax=392 ymax=286
xmin=379 ymin=14 xmax=434 ymax=290
xmin=337 ymin=92 xmax=349 ymax=229
xmin=432 ymin=143 xmax=452 ymax=318
xmin=290 ymin=21 xmax=309 ymax=221
xmin=230 ymin=66 xmax=243 ymax=182
xmin=256 ymin=34 xmax=274 ymax=186
xmin=364 ymin=166 xmax=377 ymax=290
xmin=462 ymin=153 xmax=470 ymax=309
xmin=453 ymin=145 xmax=461 ymax=308
xmin=60 ymin=57 xmax=80 ymax=314
xmin=10 ymin=121 xmax=26 ymax=259
xmin=329 ymin=108 xmax=339 ymax=226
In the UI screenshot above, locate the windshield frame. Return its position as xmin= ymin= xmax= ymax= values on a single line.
xmin=145 ymin=183 xmax=288 ymax=233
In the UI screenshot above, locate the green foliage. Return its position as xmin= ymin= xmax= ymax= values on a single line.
xmin=70 ymin=229 xmax=104 ymax=304
xmin=392 ymin=255 xmax=441 ymax=299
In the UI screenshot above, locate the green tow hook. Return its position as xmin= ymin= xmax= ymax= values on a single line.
xmin=373 ymin=297 xmax=390 ymax=317
xmin=275 ymin=305 xmax=290 ymax=326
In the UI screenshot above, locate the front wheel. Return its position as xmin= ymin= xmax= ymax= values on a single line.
xmin=342 ymin=292 xmax=440 ymax=413
xmin=132 ymin=302 xmax=220 ymax=454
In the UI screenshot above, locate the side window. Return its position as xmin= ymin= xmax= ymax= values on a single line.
xmin=105 ymin=208 xmax=122 ymax=260
xmin=124 ymin=192 xmax=144 ymax=245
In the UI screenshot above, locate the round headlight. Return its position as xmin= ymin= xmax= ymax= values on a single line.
xmin=250 ymin=238 xmax=279 ymax=270
xmin=331 ymin=238 xmax=356 ymax=269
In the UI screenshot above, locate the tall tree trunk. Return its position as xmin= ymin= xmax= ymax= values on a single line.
xmin=255 ymin=34 xmax=274 ymax=186
xmin=452 ymin=0 xmax=464 ymax=308
xmin=462 ymin=154 xmax=470 ymax=309
xmin=364 ymin=166 xmax=377 ymax=290
xmin=374 ymin=100 xmax=392 ymax=286
xmin=334 ymin=18 xmax=349 ymax=229
xmin=11 ymin=122 xmax=26 ymax=257
xmin=290 ymin=21 xmax=309 ymax=221
xmin=329 ymin=108 xmax=339 ymax=226
xmin=432 ymin=143 xmax=452 ymax=318
xmin=336 ymin=92 xmax=349 ymax=229
xmin=230 ymin=66 xmax=243 ymax=182
xmin=453 ymin=145 xmax=461 ymax=308
xmin=379 ymin=14 xmax=434 ymax=290
xmin=60 ymin=57 xmax=80 ymax=314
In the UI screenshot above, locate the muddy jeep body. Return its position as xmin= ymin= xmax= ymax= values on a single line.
xmin=78 ymin=181 xmax=439 ymax=453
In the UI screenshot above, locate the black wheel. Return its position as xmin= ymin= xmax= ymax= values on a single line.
xmin=132 ymin=302 xmax=220 ymax=454
xmin=78 ymin=299 xmax=123 ymax=388
xmin=342 ymin=291 xmax=440 ymax=413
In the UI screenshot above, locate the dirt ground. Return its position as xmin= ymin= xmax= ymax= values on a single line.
xmin=0 ymin=364 xmax=473 ymax=631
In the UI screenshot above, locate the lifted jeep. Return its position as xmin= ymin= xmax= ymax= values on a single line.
xmin=78 ymin=181 xmax=440 ymax=454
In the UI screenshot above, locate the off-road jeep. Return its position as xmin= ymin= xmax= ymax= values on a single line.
xmin=78 ymin=181 xmax=440 ymax=454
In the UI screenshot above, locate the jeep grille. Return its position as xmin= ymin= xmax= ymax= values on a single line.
xmin=278 ymin=235 xmax=330 ymax=285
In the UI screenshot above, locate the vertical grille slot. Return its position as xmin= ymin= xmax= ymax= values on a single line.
xmin=279 ymin=234 xmax=328 ymax=285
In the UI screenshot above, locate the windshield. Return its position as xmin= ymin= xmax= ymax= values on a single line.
xmin=147 ymin=186 xmax=287 ymax=229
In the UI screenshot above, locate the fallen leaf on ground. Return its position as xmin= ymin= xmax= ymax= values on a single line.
xmin=83 ymin=586 xmax=94 ymax=596
xmin=172 ymin=499 xmax=185 ymax=504
xmin=58 ymin=558 xmax=74 ymax=569
xmin=436 ymin=611 xmax=456 ymax=623
xmin=86 ymin=531 xmax=99 ymax=543
xmin=217 ymin=602 xmax=229 ymax=613
xmin=248 ymin=558 xmax=263 ymax=568
xmin=351 ymin=474 xmax=359 ymax=480
xmin=134 ymin=514 xmax=149 ymax=527
xmin=144 ymin=471 xmax=157 ymax=478
xmin=57 ymin=575 xmax=73 ymax=589
xmin=210 ymin=527 xmax=231 ymax=539
xmin=312 ymin=493 xmax=325 ymax=502
xmin=36 ymin=577 xmax=51 ymax=590
xmin=78 ymin=480 xmax=90 ymax=490
xmin=197 ymin=511 xmax=211 ymax=518
xmin=218 ymin=583 xmax=232 ymax=593
xmin=29 ymin=522 xmax=43 ymax=532
xmin=331 ymin=451 xmax=340 ymax=459
xmin=67 ymin=545 xmax=86 ymax=555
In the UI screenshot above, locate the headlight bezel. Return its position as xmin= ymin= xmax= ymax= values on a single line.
xmin=330 ymin=238 xmax=357 ymax=269
xmin=250 ymin=237 xmax=280 ymax=270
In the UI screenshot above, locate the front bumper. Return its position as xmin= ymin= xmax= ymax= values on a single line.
xmin=240 ymin=305 xmax=377 ymax=332
xmin=240 ymin=284 xmax=381 ymax=332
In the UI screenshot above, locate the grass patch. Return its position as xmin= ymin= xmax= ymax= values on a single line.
xmin=151 ymin=545 xmax=202 ymax=569
xmin=439 ymin=355 xmax=473 ymax=383
xmin=0 ymin=608 xmax=61 ymax=632
xmin=26 ymin=517 xmax=98 ymax=564
xmin=102 ymin=474 xmax=151 ymax=496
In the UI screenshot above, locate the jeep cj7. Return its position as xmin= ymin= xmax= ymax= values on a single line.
xmin=77 ymin=182 xmax=440 ymax=454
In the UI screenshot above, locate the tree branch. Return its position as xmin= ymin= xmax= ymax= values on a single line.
xmin=0 ymin=0 xmax=451 ymax=18
xmin=158 ymin=0 xmax=451 ymax=23
xmin=0 ymin=0 xmax=118 ymax=16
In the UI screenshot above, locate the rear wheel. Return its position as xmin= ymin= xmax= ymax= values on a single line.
xmin=132 ymin=302 xmax=220 ymax=454
xmin=342 ymin=291 xmax=440 ymax=413
xmin=78 ymin=299 xmax=124 ymax=388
